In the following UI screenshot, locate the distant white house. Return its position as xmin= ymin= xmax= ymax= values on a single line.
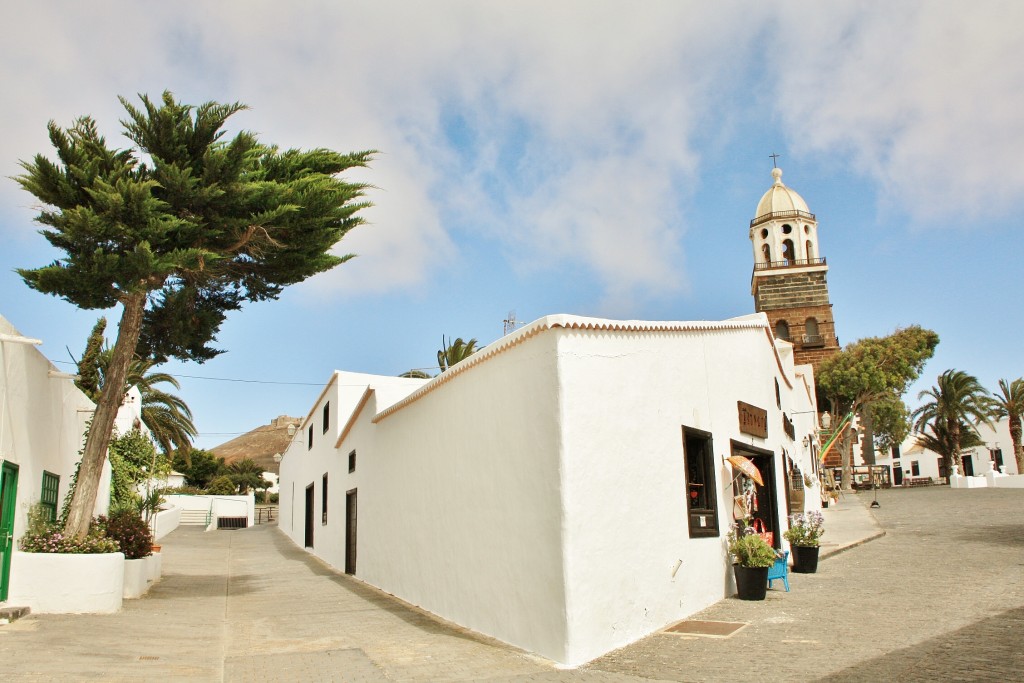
xmin=278 ymin=313 xmax=822 ymax=666
xmin=0 ymin=313 xmax=146 ymax=605
xmin=874 ymin=416 xmax=1021 ymax=485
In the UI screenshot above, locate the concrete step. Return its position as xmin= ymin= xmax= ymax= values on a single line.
xmin=179 ymin=509 xmax=209 ymax=525
xmin=0 ymin=605 xmax=30 ymax=624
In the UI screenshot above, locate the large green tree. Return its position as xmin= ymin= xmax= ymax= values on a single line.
xmin=991 ymin=378 xmax=1024 ymax=474
xmin=911 ymin=370 xmax=993 ymax=478
xmin=172 ymin=448 xmax=224 ymax=489
xmin=17 ymin=92 xmax=374 ymax=537
xmin=817 ymin=326 xmax=939 ymax=489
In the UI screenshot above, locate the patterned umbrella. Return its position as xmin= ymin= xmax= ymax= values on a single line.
xmin=727 ymin=454 xmax=764 ymax=486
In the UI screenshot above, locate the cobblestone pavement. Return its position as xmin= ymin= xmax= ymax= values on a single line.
xmin=0 ymin=487 xmax=1021 ymax=681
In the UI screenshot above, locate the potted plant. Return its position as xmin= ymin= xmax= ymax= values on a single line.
xmin=783 ymin=511 xmax=824 ymax=573
xmin=727 ymin=523 xmax=778 ymax=600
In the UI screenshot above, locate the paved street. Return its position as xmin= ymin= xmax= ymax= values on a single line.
xmin=0 ymin=487 xmax=1021 ymax=682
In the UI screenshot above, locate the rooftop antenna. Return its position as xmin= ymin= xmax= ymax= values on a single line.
xmin=503 ymin=310 xmax=522 ymax=336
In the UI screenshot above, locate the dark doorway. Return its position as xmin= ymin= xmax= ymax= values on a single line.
xmin=962 ymin=455 xmax=974 ymax=477
xmin=345 ymin=489 xmax=357 ymax=575
xmin=304 ymin=484 xmax=314 ymax=548
xmin=893 ymin=462 xmax=903 ymax=486
xmin=731 ymin=441 xmax=781 ymax=549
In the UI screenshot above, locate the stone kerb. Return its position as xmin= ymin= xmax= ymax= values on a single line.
xmin=8 ymin=551 xmax=125 ymax=613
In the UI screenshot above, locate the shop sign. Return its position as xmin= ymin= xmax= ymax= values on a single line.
xmin=737 ymin=401 xmax=768 ymax=438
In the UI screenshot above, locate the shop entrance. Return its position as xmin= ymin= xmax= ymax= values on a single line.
xmin=731 ymin=441 xmax=781 ymax=548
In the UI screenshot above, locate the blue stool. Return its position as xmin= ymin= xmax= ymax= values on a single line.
xmin=767 ymin=550 xmax=790 ymax=591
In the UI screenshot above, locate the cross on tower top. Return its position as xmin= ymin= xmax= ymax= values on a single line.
xmin=769 ymin=152 xmax=780 ymax=168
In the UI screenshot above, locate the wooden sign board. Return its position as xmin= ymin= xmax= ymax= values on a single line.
xmin=737 ymin=401 xmax=768 ymax=438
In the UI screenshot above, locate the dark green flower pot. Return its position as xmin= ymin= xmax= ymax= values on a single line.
xmin=791 ymin=545 xmax=820 ymax=573
xmin=733 ymin=564 xmax=769 ymax=600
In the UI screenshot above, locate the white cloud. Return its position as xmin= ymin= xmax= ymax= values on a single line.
xmin=3 ymin=1 xmax=1022 ymax=309
xmin=768 ymin=2 xmax=1024 ymax=222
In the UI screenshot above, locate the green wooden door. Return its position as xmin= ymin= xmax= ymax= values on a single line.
xmin=0 ymin=461 xmax=19 ymax=601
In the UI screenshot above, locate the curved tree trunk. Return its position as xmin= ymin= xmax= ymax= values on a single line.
xmin=63 ymin=291 xmax=147 ymax=539
xmin=1011 ymin=416 xmax=1024 ymax=474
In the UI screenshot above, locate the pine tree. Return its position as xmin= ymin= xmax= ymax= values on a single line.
xmin=17 ymin=92 xmax=374 ymax=538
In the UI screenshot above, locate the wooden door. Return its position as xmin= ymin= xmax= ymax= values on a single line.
xmin=0 ymin=462 xmax=19 ymax=601
xmin=345 ymin=489 xmax=357 ymax=575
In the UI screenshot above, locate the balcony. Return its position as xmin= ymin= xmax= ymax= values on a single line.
xmin=754 ymin=257 xmax=827 ymax=271
xmin=801 ymin=334 xmax=825 ymax=348
xmin=750 ymin=209 xmax=816 ymax=228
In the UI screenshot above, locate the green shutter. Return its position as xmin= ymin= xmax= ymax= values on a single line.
xmin=40 ymin=471 xmax=60 ymax=522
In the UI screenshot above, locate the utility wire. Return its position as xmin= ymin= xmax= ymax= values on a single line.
xmin=48 ymin=358 xmax=435 ymax=386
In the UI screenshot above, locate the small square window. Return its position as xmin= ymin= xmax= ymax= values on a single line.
xmin=348 ymin=450 xmax=356 ymax=473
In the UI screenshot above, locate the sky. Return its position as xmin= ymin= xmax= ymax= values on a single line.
xmin=1 ymin=1 xmax=1021 ymax=451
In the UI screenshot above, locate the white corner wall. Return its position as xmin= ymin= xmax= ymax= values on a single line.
xmin=360 ymin=332 xmax=571 ymax=663
xmin=275 ymin=316 xmax=821 ymax=668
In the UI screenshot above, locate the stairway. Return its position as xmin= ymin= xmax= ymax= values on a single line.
xmin=179 ymin=509 xmax=209 ymax=526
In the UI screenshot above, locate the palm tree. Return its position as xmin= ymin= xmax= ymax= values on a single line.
xmin=93 ymin=348 xmax=197 ymax=458
xmin=399 ymin=369 xmax=433 ymax=379
xmin=914 ymin=420 xmax=984 ymax=466
xmin=911 ymin=370 xmax=993 ymax=478
xmin=227 ymin=458 xmax=265 ymax=494
xmin=992 ymin=378 xmax=1024 ymax=473
xmin=437 ymin=336 xmax=479 ymax=373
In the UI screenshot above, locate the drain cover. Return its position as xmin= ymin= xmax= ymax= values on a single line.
xmin=664 ymin=620 xmax=748 ymax=638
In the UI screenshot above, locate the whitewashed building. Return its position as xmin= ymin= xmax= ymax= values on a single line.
xmin=0 ymin=314 xmax=119 ymax=603
xmin=875 ymin=416 xmax=1021 ymax=486
xmin=278 ymin=312 xmax=822 ymax=666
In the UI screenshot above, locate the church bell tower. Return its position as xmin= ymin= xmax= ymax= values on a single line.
xmin=750 ymin=167 xmax=840 ymax=370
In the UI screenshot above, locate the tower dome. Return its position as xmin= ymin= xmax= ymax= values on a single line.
xmin=754 ymin=168 xmax=810 ymax=221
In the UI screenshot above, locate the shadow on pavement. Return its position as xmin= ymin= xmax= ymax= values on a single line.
xmin=268 ymin=527 xmax=493 ymax=645
xmin=822 ymin=605 xmax=1024 ymax=682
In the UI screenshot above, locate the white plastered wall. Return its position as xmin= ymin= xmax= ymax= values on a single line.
xmin=0 ymin=314 xmax=109 ymax=546
xmin=359 ymin=331 xmax=571 ymax=663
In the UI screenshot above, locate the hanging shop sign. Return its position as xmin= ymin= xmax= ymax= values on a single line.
xmin=783 ymin=413 xmax=795 ymax=441
xmin=737 ymin=401 xmax=768 ymax=438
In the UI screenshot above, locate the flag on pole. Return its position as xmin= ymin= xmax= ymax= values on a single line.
xmin=818 ymin=412 xmax=854 ymax=462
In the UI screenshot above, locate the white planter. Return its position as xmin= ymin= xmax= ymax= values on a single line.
xmin=123 ymin=558 xmax=149 ymax=598
xmin=7 ymin=551 xmax=124 ymax=613
xmin=145 ymin=552 xmax=162 ymax=583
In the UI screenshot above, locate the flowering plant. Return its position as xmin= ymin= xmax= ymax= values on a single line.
xmin=19 ymin=505 xmax=119 ymax=554
xmin=784 ymin=511 xmax=825 ymax=547
xmin=95 ymin=510 xmax=153 ymax=559
xmin=726 ymin=523 xmax=778 ymax=568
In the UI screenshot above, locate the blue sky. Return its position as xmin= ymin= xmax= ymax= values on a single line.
xmin=1 ymin=2 xmax=1021 ymax=450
